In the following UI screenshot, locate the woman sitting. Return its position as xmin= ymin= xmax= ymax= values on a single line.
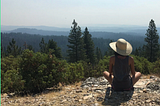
xmin=103 ymin=38 xmax=141 ymax=91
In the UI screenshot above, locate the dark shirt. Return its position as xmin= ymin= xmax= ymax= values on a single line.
xmin=112 ymin=55 xmax=133 ymax=91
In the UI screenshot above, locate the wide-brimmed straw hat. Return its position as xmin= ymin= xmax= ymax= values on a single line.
xmin=109 ymin=38 xmax=132 ymax=56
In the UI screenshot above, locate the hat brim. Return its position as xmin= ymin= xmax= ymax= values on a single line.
xmin=109 ymin=41 xmax=132 ymax=56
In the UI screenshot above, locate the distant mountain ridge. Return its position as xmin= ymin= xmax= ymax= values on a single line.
xmin=2 ymin=28 xmax=145 ymax=39
xmin=1 ymin=25 xmax=70 ymax=32
xmin=8 ymin=28 xmax=69 ymax=36
xmin=2 ymin=25 xmax=160 ymax=32
xmin=1 ymin=25 xmax=160 ymax=37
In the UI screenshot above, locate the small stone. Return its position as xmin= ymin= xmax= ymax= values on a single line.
xmin=108 ymin=85 xmax=111 ymax=87
xmin=76 ymin=90 xmax=82 ymax=93
xmin=8 ymin=93 xmax=15 ymax=97
xmin=95 ymin=103 xmax=99 ymax=106
xmin=145 ymin=99 xmax=151 ymax=103
xmin=94 ymin=85 xmax=99 ymax=87
xmin=96 ymin=90 xmax=102 ymax=93
xmin=143 ymin=89 xmax=147 ymax=93
xmin=83 ymin=95 xmax=92 ymax=100
xmin=2 ymin=93 xmax=8 ymax=97
xmin=15 ymin=99 xmax=20 ymax=103
xmin=133 ymin=93 xmax=138 ymax=97
xmin=150 ymin=76 xmax=156 ymax=79
xmin=79 ymin=99 xmax=83 ymax=102
xmin=62 ymin=99 xmax=67 ymax=102
xmin=87 ymin=81 xmax=93 ymax=84
xmin=100 ymin=81 xmax=107 ymax=85
xmin=82 ymin=85 xmax=89 ymax=88
xmin=97 ymin=97 xmax=103 ymax=101
xmin=5 ymin=96 xmax=10 ymax=98
xmin=74 ymin=99 xmax=79 ymax=101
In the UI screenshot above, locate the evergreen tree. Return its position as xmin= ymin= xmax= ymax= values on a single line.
xmin=144 ymin=19 xmax=159 ymax=62
xmin=23 ymin=42 xmax=27 ymax=50
xmin=1 ymin=47 xmax=6 ymax=58
xmin=96 ymin=47 xmax=103 ymax=62
xmin=141 ymin=45 xmax=146 ymax=57
xmin=67 ymin=19 xmax=86 ymax=62
xmin=83 ymin=27 xmax=95 ymax=64
xmin=107 ymin=40 xmax=114 ymax=56
xmin=39 ymin=38 xmax=47 ymax=53
xmin=104 ymin=51 xmax=108 ymax=56
xmin=47 ymin=39 xmax=62 ymax=59
xmin=27 ymin=45 xmax=35 ymax=52
xmin=134 ymin=48 xmax=139 ymax=56
xmin=6 ymin=38 xmax=21 ymax=57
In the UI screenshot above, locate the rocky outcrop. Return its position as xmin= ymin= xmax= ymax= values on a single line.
xmin=1 ymin=75 xmax=160 ymax=106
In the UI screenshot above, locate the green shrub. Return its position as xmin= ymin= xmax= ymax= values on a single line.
xmin=1 ymin=69 xmax=25 ymax=93
xmin=1 ymin=55 xmax=25 ymax=93
xmin=132 ymin=55 xmax=152 ymax=74
xmin=1 ymin=55 xmax=19 ymax=73
xmin=2 ymin=52 xmax=158 ymax=94
xmin=19 ymin=49 xmax=64 ymax=93
xmin=76 ymin=61 xmax=93 ymax=78
xmin=151 ymin=58 xmax=160 ymax=76
xmin=62 ymin=61 xmax=84 ymax=84
xmin=93 ymin=56 xmax=110 ymax=77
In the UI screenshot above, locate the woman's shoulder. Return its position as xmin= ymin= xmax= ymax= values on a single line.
xmin=110 ymin=56 xmax=115 ymax=64
xmin=110 ymin=55 xmax=115 ymax=60
xmin=129 ymin=56 xmax=134 ymax=60
xmin=129 ymin=56 xmax=134 ymax=64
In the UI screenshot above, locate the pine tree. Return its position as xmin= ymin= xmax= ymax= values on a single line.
xmin=96 ymin=47 xmax=103 ymax=62
xmin=107 ymin=40 xmax=114 ymax=56
xmin=67 ymin=19 xmax=86 ymax=62
xmin=6 ymin=38 xmax=21 ymax=57
xmin=141 ymin=45 xmax=146 ymax=57
xmin=1 ymin=47 xmax=6 ymax=58
xmin=23 ymin=42 xmax=27 ymax=50
xmin=83 ymin=27 xmax=95 ymax=64
xmin=27 ymin=45 xmax=35 ymax=52
xmin=47 ymin=39 xmax=62 ymax=59
xmin=39 ymin=38 xmax=47 ymax=53
xmin=134 ymin=48 xmax=139 ymax=56
xmin=145 ymin=19 xmax=159 ymax=62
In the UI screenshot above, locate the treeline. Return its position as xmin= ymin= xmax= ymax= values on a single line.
xmin=1 ymin=34 xmax=145 ymax=59
xmin=1 ymin=19 xmax=160 ymax=94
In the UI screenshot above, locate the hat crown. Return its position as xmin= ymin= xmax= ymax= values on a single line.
xmin=116 ymin=39 xmax=127 ymax=50
xmin=109 ymin=38 xmax=132 ymax=56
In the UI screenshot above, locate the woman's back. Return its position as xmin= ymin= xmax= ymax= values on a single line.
xmin=113 ymin=55 xmax=130 ymax=81
xmin=112 ymin=55 xmax=133 ymax=91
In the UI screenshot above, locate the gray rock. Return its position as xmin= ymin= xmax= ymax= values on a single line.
xmin=76 ymin=90 xmax=82 ymax=93
xmin=97 ymin=96 xmax=103 ymax=101
xmin=150 ymin=76 xmax=156 ymax=79
xmin=146 ymin=82 xmax=160 ymax=90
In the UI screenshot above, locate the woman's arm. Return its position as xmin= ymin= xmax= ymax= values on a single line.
xmin=129 ymin=56 xmax=142 ymax=85
xmin=109 ymin=56 xmax=114 ymax=76
xmin=129 ymin=57 xmax=135 ymax=77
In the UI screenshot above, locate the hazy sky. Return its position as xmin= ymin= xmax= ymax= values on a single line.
xmin=1 ymin=0 xmax=160 ymax=27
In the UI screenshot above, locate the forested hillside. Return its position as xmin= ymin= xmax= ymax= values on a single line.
xmin=1 ymin=32 xmax=146 ymax=58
